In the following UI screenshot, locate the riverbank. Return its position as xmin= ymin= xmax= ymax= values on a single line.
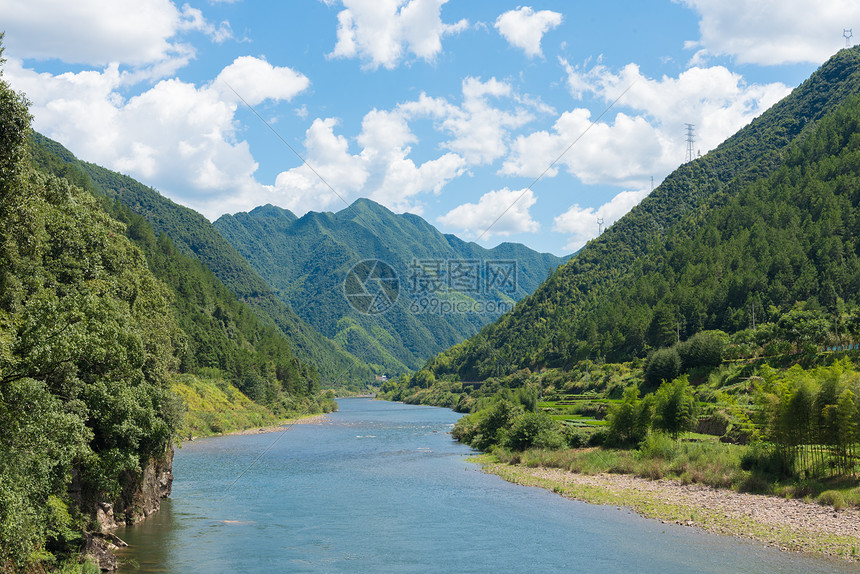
xmin=475 ymin=455 xmax=860 ymax=562
xmin=223 ymin=413 xmax=331 ymax=436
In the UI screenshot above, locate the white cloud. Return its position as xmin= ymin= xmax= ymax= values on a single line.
xmin=401 ymin=77 xmax=535 ymax=165
xmin=437 ymin=188 xmax=539 ymax=239
xmin=214 ymin=56 xmax=309 ymax=105
xmin=266 ymin=75 xmax=551 ymax=216
xmin=269 ymin=109 xmax=467 ymax=215
xmin=501 ymin=60 xmax=790 ymax=187
xmin=328 ymin=0 xmax=468 ymax=69
xmin=680 ymin=0 xmax=860 ymax=65
xmin=495 ymin=6 xmax=563 ymax=58
xmin=269 ymin=118 xmax=370 ymax=214
xmin=554 ymin=188 xmax=649 ymax=251
xmin=0 ymin=0 xmax=230 ymax=67
xmin=6 ymin=56 xmax=310 ymax=220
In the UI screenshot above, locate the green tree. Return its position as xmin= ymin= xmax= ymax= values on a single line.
xmin=608 ymin=386 xmax=651 ymax=446
xmin=653 ymin=376 xmax=697 ymax=438
xmin=643 ymin=347 xmax=681 ymax=390
xmin=776 ymin=305 xmax=829 ymax=352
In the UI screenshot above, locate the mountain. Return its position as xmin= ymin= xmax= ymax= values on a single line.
xmin=29 ymin=133 xmax=371 ymax=386
xmin=424 ymin=46 xmax=860 ymax=380
xmin=214 ymin=199 xmax=568 ymax=372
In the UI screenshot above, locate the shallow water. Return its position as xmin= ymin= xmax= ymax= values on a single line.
xmin=117 ymin=398 xmax=858 ymax=573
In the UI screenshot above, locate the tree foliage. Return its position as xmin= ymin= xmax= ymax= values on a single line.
xmin=29 ymin=132 xmax=371 ymax=387
xmin=426 ymin=47 xmax=860 ymax=380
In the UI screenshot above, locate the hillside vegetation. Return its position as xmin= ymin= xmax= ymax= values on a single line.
xmin=30 ymin=133 xmax=372 ymax=388
xmin=382 ymin=47 xmax=860 ymax=506
xmin=0 ymin=44 xmax=335 ymax=571
xmin=0 ymin=55 xmax=182 ymax=569
xmin=214 ymin=199 xmax=567 ymax=372
xmin=426 ymin=46 xmax=860 ymax=379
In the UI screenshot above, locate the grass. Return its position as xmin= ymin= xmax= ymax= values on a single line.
xmin=172 ymin=374 xmax=283 ymax=438
xmin=491 ymin=435 xmax=860 ymax=506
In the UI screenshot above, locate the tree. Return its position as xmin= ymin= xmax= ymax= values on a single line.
xmin=677 ymin=330 xmax=728 ymax=370
xmin=653 ymin=376 xmax=697 ymax=438
xmin=643 ymin=347 xmax=681 ymax=390
xmin=608 ymin=386 xmax=651 ymax=446
xmin=776 ymin=305 xmax=829 ymax=352
xmin=506 ymin=412 xmax=558 ymax=451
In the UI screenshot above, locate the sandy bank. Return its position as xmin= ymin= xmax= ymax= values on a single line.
xmin=477 ymin=459 xmax=860 ymax=562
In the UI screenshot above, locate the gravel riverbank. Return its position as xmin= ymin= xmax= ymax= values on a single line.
xmin=478 ymin=459 xmax=860 ymax=562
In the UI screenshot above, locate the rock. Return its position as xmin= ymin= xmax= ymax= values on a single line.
xmin=100 ymin=446 xmax=174 ymax=528
xmin=84 ymin=533 xmax=118 ymax=572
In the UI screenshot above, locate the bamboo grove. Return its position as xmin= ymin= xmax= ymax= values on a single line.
xmin=756 ymin=360 xmax=860 ymax=477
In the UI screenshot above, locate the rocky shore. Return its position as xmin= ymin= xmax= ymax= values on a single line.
xmin=478 ymin=459 xmax=860 ymax=562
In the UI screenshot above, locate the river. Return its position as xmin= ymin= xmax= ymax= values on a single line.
xmin=117 ymin=398 xmax=855 ymax=573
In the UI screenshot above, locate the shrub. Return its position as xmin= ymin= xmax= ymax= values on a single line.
xmin=677 ymin=331 xmax=728 ymax=371
xmin=637 ymin=433 xmax=679 ymax=460
xmin=652 ymin=376 xmax=697 ymax=438
xmin=818 ymin=490 xmax=845 ymax=510
xmin=740 ymin=442 xmax=795 ymax=479
xmin=643 ymin=347 xmax=681 ymax=390
xmin=587 ymin=428 xmax=608 ymax=447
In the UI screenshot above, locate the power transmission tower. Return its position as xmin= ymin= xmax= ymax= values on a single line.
xmin=597 ymin=217 xmax=605 ymax=235
xmin=685 ymin=123 xmax=695 ymax=163
xmin=845 ymin=29 xmax=854 ymax=48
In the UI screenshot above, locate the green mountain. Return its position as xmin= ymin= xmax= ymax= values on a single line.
xmin=425 ymin=46 xmax=860 ymax=381
xmin=214 ymin=199 xmax=568 ymax=372
xmin=28 ymin=133 xmax=371 ymax=387
xmin=0 ymin=67 xmax=185 ymax=568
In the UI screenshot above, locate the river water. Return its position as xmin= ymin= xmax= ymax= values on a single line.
xmin=117 ymin=398 xmax=855 ymax=573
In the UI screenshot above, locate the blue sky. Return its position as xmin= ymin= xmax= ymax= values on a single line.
xmin=2 ymin=1 xmax=856 ymax=255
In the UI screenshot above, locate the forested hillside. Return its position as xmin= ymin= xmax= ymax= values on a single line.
xmin=0 ymin=45 xmax=338 ymax=570
xmin=0 ymin=54 xmax=184 ymax=569
xmin=427 ymin=46 xmax=860 ymax=380
xmin=29 ymin=134 xmax=371 ymax=386
xmin=214 ymin=199 xmax=567 ymax=372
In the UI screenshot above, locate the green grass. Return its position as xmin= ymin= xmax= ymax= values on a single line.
xmin=492 ymin=435 xmax=860 ymax=504
xmin=172 ymin=374 xmax=283 ymax=438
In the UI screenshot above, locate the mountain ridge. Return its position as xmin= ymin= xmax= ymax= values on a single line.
xmin=29 ymin=132 xmax=372 ymax=385
xmin=215 ymin=199 xmax=569 ymax=372
xmin=423 ymin=46 xmax=860 ymax=380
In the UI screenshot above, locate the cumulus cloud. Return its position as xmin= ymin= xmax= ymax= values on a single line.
xmin=437 ymin=188 xmax=539 ymax=239
xmin=0 ymin=0 xmax=230 ymax=67
xmin=5 ymin=56 xmax=310 ymax=220
xmin=501 ymin=60 xmax=790 ymax=187
xmin=680 ymin=0 xmax=860 ymax=65
xmin=554 ymin=188 xmax=649 ymax=251
xmin=268 ymin=75 xmax=551 ymax=216
xmin=214 ymin=56 xmax=309 ymax=105
xmin=269 ymin=118 xmax=370 ymax=214
xmin=269 ymin=109 xmax=467 ymax=215
xmin=495 ymin=6 xmax=563 ymax=58
xmin=328 ymin=0 xmax=468 ymax=69
xmin=401 ymin=76 xmax=535 ymax=165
